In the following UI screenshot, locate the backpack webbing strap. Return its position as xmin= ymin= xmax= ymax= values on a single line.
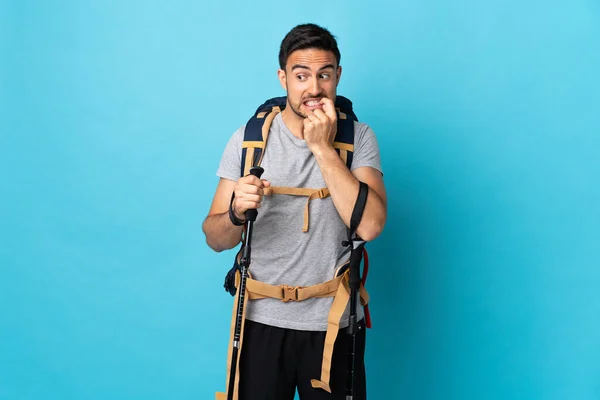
xmin=332 ymin=141 xmax=354 ymax=166
xmin=263 ymin=186 xmax=330 ymax=232
xmin=241 ymin=106 xmax=281 ymax=177
xmin=309 ymin=275 xmax=351 ymax=393
xmin=215 ymin=269 xmax=250 ymax=400
xmin=332 ymin=100 xmax=357 ymax=169
xmin=246 ymin=271 xmax=344 ymax=301
xmin=220 ymin=267 xmax=369 ymax=396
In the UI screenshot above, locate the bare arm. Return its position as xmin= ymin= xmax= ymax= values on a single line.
xmin=304 ymin=99 xmax=387 ymax=241
xmin=202 ymin=178 xmax=243 ymax=252
xmin=202 ymin=176 xmax=270 ymax=252
xmin=313 ymin=148 xmax=387 ymax=241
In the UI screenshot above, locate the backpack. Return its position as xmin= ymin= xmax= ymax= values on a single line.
xmin=223 ymin=95 xmax=363 ymax=294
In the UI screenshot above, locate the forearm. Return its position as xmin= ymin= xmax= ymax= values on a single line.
xmin=202 ymin=212 xmax=243 ymax=252
xmin=313 ymin=146 xmax=386 ymax=241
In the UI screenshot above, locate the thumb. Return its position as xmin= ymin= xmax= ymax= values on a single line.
xmin=262 ymin=179 xmax=271 ymax=187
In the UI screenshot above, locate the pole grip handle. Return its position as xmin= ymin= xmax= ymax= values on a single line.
xmin=245 ymin=167 xmax=264 ymax=222
xmin=349 ymin=243 xmax=363 ymax=290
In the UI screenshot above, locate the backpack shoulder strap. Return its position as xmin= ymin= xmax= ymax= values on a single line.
xmin=241 ymin=95 xmax=359 ymax=176
xmin=240 ymin=97 xmax=285 ymax=177
xmin=333 ymin=95 xmax=358 ymax=169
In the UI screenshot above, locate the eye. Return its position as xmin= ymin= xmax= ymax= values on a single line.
xmin=320 ymin=73 xmax=331 ymax=80
xmin=296 ymin=74 xmax=307 ymax=81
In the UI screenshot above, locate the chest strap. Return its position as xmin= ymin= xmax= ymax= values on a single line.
xmin=215 ymin=267 xmax=369 ymax=399
xmin=263 ymin=186 xmax=330 ymax=232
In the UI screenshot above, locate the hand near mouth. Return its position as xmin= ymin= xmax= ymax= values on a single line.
xmin=303 ymin=97 xmax=337 ymax=153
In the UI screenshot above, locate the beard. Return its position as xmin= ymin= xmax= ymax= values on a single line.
xmin=285 ymin=84 xmax=332 ymax=119
xmin=287 ymin=96 xmax=309 ymax=119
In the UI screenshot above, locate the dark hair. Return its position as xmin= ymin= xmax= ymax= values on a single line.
xmin=278 ymin=23 xmax=341 ymax=70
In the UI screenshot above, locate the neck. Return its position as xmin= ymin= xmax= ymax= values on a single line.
xmin=281 ymin=108 xmax=305 ymax=140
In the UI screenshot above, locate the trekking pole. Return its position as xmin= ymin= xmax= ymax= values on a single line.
xmin=227 ymin=166 xmax=264 ymax=400
xmin=344 ymin=181 xmax=369 ymax=400
xmin=346 ymin=238 xmax=366 ymax=400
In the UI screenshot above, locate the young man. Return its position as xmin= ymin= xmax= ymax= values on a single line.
xmin=203 ymin=23 xmax=387 ymax=400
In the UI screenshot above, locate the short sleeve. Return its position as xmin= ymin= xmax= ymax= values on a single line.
xmin=216 ymin=125 xmax=245 ymax=181
xmin=350 ymin=122 xmax=383 ymax=175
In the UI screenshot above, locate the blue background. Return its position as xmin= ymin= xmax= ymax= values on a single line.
xmin=1 ymin=1 xmax=599 ymax=399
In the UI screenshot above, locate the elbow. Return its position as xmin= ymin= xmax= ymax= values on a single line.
xmin=204 ymin=235 xmax=235 ymax=253
xmin=354 ymin=194 xmax=387 ymax=242
xmin=202 ymin=219 xmax=223 ymax=253
xmin=358 ymin=228 xmax=381 ymax=242
xmin=205 ymin=239 xmax=224 ymax=253
xmin=203 ymin=235 xmax=219 ymax=252
xmin=203 ymin=230 xmax=229 ymax=253
xmin=356 ymin=219 xmax=385 ymax=242
xmin=202 ymin=227 xmax=240 ymax=253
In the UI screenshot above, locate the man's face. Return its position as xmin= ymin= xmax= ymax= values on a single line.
xmin=278 ymin=48 xmax=341 ymax=119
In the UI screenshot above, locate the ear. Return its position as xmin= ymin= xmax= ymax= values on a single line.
xmin=336 ymin=65 xmax=342 ymax=87
xmin=277 ymin=68 xmax=287 ymax=90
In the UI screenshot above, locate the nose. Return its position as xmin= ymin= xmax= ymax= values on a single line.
xmin=309 ymin=76 xmax=322 ymax=97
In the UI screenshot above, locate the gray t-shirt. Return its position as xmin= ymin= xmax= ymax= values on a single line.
xmin=216 ymin=112 xmax=382 ymax=331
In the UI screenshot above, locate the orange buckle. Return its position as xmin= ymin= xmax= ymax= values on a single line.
xmin=316 ymin=188 xmax=327 ymax=198
xmin=281 ymin=285 xmax=301 ymax=302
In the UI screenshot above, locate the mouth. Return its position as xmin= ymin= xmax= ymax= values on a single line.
xmin=303 ymin=99 xmax=324 ymax=110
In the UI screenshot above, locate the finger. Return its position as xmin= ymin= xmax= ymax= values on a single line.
xmin=321 ymin=98 xmax=337 ymax=121
xmin=306 ymin=112 xmax=319 ymax=122
xmin=235 ymin=202 xmax=260 ymax=217
xmin=235 ymin=185 xmax=261 ymax=199
xmin=236 ymin=194 xmax=262 ymax=207
xmin=241 ymin=194 xmax=262 ymax=204
xmin=261 ymin=179 xmax=271 ymax=187
xmin=242 ymin=184 xmax=264 ymax=196
xmin=242 ymin=175 xmax=265 ymax=187
xmin=312 ymin=108 xmax=328 ymax=123
xmin=240 ymin=200 xmax=261 ymax=210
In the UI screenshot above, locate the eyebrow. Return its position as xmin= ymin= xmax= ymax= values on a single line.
xmin=291 ymin=64 xmax=336 ymax=71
